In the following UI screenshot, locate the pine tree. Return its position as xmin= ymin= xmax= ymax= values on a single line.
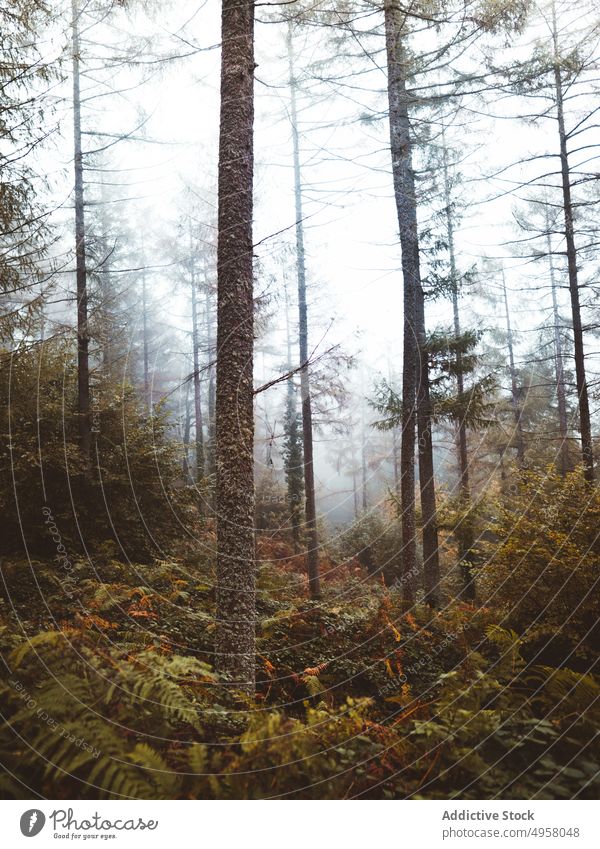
xmin=511 ymin=194 xmax=573 ymax=475
xmin=282 ymin=272 xmax=304 ymax=553
xmin=491 ymin=0 xmax=598 ymax=480
xmin=440 ymin=129 xmax=477 ymax=598
xmin=71 ymin=0 xmax=91 ymax=468
xmin=0 ymin=0 xmax=51 ymax=345
xmin=550 ymin=0 xmax=594 ymax=480
xmin=384 ymin=1 xmax=443 ymax=605
xmin=214 ymin=0 xmax=256 ymax=693
xmin=287 ymin=22 xmax=321 ymax=599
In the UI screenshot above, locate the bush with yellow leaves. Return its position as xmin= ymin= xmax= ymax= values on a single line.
xmin=478 ymin=467 xmax=600 ymax=663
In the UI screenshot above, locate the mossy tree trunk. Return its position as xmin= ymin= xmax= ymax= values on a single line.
xmin=214 ymin=0 xmax=256 ymax=694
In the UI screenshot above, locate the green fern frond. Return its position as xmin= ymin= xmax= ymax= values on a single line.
xmin=187 ymin=742 xmax=207 ymax=774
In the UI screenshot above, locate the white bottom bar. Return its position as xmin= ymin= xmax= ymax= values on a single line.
xmin=1 ymin=799 xmax=598 ymax=849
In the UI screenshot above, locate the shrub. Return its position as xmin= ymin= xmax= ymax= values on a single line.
xmin=0 ymin=340 xmax=197 ymax=561
xmin=478 ymin=467 xmax=600 ymax=663
xmin=334 ymin=513 xmax=404 ymax=584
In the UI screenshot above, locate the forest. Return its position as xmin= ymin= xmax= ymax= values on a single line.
xmin=0 ymin=0 xmax=599 ymax=801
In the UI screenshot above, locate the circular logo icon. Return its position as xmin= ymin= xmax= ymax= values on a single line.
xmin=20 ymin=810 xmax=46 ymax=837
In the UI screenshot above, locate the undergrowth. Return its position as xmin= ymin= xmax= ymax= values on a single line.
xmin=0 ymin=541 xmax=598 ymax=799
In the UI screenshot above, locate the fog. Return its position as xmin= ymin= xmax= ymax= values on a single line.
xmin=23 ymin=0 xmax=600 ymax=530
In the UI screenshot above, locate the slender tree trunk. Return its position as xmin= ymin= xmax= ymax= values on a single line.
xmin=350 ymin=421 xmax=360 ymax=520
xmin=214 ymin=0 xmax=256 ymax=693
xmin=288 ymin=23 xmax=320 ymax=599
xmin=99 ymin=178 xmax=112 ymax=372
xmin=286 ymin=393 xmax=302 ymax=555
xmin=182 ymin=383 xmax=192 ymax=485
xmin=415 ymin=285 xmax=440 ymax=607
xmin=451 ymin=305 xmax=470 ymax=498
xmin=499 ymin=447 xmax=507 ymax=491
xmin=72 ymin=0 xmax=90 ymax=469
xmin=546 ymin=216 xmax=569 ymax=476
xmin=361 ymin=446 xmax=368 ymax=513
xmin=387 ymin=363 xmax=401 ymax=501
xmin=284 ymin=273 xmax=302 ymax=553
xmin=502 ymin=269 xmax=525 ymax=465
xmin=384 ymin=2 xmax=420 ymax=604
xmin=361 ymin=404 xmax=368 ymax=513
xmin=442 ymin=129 xmax=474 ymax=600
xmin=552 ymin=1 xmax=594 ymax=481
xmin=352 ymin=463 xmax=359 ymax=519
xmin=141 ymin=266 xmax=150 ymax=412
xmin=190 ymin=248 xmax=204 ymax=480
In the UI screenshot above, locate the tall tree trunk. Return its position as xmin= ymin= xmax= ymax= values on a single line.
xmin=387 ymin=363 xmax=401 ymax=501
xmin=350 ymin=419 xmax=360 ymax=520
xmin=551 ymin=1 xmax=594 ymax=481
xmin=384 ymin=1 xmax=420 ymax=604
xmin=141 ymin=265 xmax=150 ymax=412
xmin=99 ymin=178 xmax=112 ymax=372
xmin=285 ymin=389 xmax=302 ymax=555
xmin=284 ymin=273 xmax=302 ymax=553
xmin=502 ymin=269 xmax=525 ymax=465
xmin=442 ymin=129 xmax=475 ymax=600
xmin=214 ymin=0 xmax=256 ymax=693
xmin=361 ymin=445 xmax=368 ymax=513
xmin=352 ymin=457 xmax=360 ymax=519
xmin=361 ymin=403 xmax=368 ymax=513
xmin=546 ymin=215 xmax=569 ymax=476
xmin=182 ymin=383 xmax=192 ymax=485
xmin=190 ymin=246 xmax=204 ymax=481
xmin=72 ymin=0 xmax=90 ymax=469
xmin=415 ymin=285 xmax=440 ymax=607
xmin=287 ymin=23 xmax=320 ymax=599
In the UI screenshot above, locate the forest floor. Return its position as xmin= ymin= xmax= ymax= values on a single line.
xmin=0 ymin=532 xmax=598 ymax=799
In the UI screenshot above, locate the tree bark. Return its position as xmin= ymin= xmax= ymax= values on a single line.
xmin=72 ymin=0 xmax=90 ymax=469
xmin=551 ymin=1 xmax=594 ymax=481
xmin=205 ymin=281 xmax=216 ymax=483
xmin=287 ymin=23 xmax=320 ymax=599
xmin=392 ymin=427 xmax=401 ymax=501
xmin=384 ymin=1 xmax=419 ymax=604
xmin=214 ymin=0 xmax=256 ymax=693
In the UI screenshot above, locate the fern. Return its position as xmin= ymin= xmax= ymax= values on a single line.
xmin=10 ymin=629 xmax=79 ymax=668
xmin=187 ymin=742 xmax=207 ymax=774
xmin=527 ymin=666 xmax=600 ymax=721
xmin=0 ymin=626 xmax=218 ymax=798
